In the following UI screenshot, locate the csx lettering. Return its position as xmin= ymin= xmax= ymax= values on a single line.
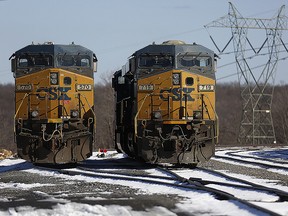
xmin=160 ymin=88 xmax=194 ymax=101
xmin=36 ymin=87 xmax=71 ymax=100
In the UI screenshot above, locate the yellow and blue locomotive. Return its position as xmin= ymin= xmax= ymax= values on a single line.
xmin=113 ymin=40 xmax=218 ymax=165
xmin=10 ymin=42 xmax=97 ymax=164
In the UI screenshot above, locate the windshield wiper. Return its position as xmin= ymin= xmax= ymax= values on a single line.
xmin=193 ymin=52 xmax=202 ymax=60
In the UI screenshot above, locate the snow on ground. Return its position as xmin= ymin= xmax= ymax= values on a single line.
xmin=1 ymin=148 xmax=288 ymax=216
xmin=5 ymin=204 xmax=178 ymax=216
xmin=214 ymin=147 xmax=288 ymax=176
xmin=250 ymin=148 xmax=288 ymax=160
xmin=173 ymin=170 xmax=279 ymax=201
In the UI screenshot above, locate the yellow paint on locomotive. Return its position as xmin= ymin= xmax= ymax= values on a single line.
xmin=12 ymin=43 xmax=97 ymax=164
xmin=15 ymin=68 xmax=94 ymax=121
xmin=137 ymin=70 xmax=216 ymax=122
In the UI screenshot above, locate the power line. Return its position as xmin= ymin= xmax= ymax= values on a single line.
xmin=218 ymin=43 xmax=288 ymax=56
xmin=206 ymin=2 xmax=288 ymax=145
xmin=97 ymin=27 xmax=205 ymax=55
xmin=218 ymin=49 xmax=288 ymax=69
xmin=217 ymin=56 xmax=288 ymax=81
xmin=0 ymin=69 xmax=10 ymax=74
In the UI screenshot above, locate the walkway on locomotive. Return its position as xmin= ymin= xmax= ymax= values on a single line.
xmin=134 ymin=42 xmax=217 ymax=124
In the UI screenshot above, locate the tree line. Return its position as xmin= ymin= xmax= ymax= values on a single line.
xmin=1 ymin=82 xmax=287 ymax=153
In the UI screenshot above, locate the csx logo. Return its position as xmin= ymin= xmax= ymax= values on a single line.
xmin=160 ymin=88 xmax=195 ymax=101
xmin=36 ymin=87 xmax=71 ymax=100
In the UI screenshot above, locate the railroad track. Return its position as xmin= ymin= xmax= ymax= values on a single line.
xmin=195 ymin=167 xmax=288 ymax=201
xmin=225 ymin=150 xmax=288 ymax=165
xmin=213 ymin=151 xmax=288 ymax=172
xmin=159 ymin=167 xmax=288 ymax=216
xmin=33 ymin=161 xmax=287 ymax=216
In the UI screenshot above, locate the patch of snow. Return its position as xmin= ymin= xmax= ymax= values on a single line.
xmin=0 ymin=182 xmax=55 ymax=190
xmin=1 ymin=148 xmax=288 ymax=215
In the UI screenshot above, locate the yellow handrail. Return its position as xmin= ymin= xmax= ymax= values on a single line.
xmin=14 ymin=93 xmax=29 ymax=134
xmin=78 ymin=93 xmax=97 ymax=138
xmin=134 ymin=93 xmax=151 ymax=140
xmin=202 ymin=94 xmax=219 ymax=142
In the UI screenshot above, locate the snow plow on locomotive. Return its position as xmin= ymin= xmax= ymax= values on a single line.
xmin=113 ymin=40 xmax=218 ymax=166
xmin=11 ymin=43 xmax=97 ymax=164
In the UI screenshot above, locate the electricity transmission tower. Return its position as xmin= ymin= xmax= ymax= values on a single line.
xmin=205 ymin=3 xmax=288 ymax=145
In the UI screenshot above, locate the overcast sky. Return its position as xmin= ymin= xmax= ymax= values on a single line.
xmin=0 ymin=0 xmax=287 ymax=84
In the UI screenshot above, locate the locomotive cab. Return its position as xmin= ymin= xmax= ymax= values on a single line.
xmin=11 ymin=42 xmax=97 ymax=164
xmin=113 ymin=40 xmax=218 ymax=165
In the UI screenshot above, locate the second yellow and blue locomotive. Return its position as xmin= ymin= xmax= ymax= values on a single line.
xmin=11 ymin=42 xmax=97 ymax=164
xmin=113 ymin=40 xmax=218 ymax=165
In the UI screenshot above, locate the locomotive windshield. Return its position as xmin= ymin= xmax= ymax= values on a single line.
xmin=138 ymin=54 xmax=173 ymax=68
xmin=14 ymin=54 xmax=93 ymax=77
xmin=56 ymin=54 xmax=91 ymax=67
xmin=12 ymin=44 xmax=96 ymax=78
xmin=177 ymin=53 xmax=212 ymax=69
xmin=18 ymin=54 xmax=53 ymax=68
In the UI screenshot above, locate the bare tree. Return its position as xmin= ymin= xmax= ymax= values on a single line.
xmin=94 ymin=71 xmax=115 ymax=149
xmin=0 ymin=84 xmax=15 ymax=152
xmin=272 ymin=84 xmax=288 ymax=144
xmin=1 ymin=81 xmax=287 ymax=154
xmin=216 ymin=82 xmax=242 ymax=145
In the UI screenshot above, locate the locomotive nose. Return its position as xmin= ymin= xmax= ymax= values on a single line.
xmin=13 ymin=43 xmax=96 ymax=164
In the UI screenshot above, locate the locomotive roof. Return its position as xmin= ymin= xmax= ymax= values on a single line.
xmin=134 ymin=41 xmax=214 ymax=57
xmin=14 ymin=43 xmax=94 ymax=56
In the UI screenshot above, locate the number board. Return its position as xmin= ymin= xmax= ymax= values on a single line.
xmin=76 ymin=84 xmax=93 ymax=91
xmin=198 ymin=84 xmax=215 ymax=92
xmin=16 ymin=84 xmax=33 ymax=92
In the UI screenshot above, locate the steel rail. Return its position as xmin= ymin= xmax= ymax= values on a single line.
xmin=213 ymin=155 xmax=288 ymax=171
xmin=196 ymin=167 xmax=288 ymax=202
xmin=34 ymin=164 xmax=282 ymax=216
xmin=157 ymin=166 xmax=282 ymax=216
xmin=224 ymin=151 xmax=288 ymax=165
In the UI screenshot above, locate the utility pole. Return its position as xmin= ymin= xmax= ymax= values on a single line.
xmin=205 ymin=2 xmax=288 ymax=145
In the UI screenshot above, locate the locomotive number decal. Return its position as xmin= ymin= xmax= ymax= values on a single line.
xmin=198 ymin=84 xmax=214 ymax=92
xmin=76 ymin=84 xmax=92 ymax=91
xmin=36 ymin=87 xmax=71 ymax=100
xmin=160 ymin=87 xmax=195 ymax=101
xmin=138 ymin=84 xmax=154 ymax=91
xmin=16 ymin=84 xmax=33 ymax=92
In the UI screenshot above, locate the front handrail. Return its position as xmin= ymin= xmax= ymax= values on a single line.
xmin=14 ymin=93 xmax=30 ymax=135
xmin=134 ymin=92 xmax=171 ymax=139
xmin=14 ymin=93 xmax=29 ymax=120
xmin=202 ymin=94 xmax=216 ymax=120
xmin=134 ymin=92 xmax=218 ymax=141
xmin=134 ymin=93 xmax=151 ymax=140
xmin=202 ymin=94 xmax=219 ymax=142
xmin=78 ymin=93 xmax=97 ymax=137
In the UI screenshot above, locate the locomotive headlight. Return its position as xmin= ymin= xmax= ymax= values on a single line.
xmin=153 ymin=111 xmax=162 ymax=119
xmin=71 ymin=110 xmax=79 ymax=118
xmin=193 ymin=111 xmax=202 ymax=120
xmin=31 ymin=110 xmax=39 ymax=118
xmin=50 ymin=72 xmax=59 ymax=85
xmin=172 ymin=73 xmax=180 ymax=85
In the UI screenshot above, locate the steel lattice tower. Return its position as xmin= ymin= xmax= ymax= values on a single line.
xmin=205 ymin=3 xmax=288 ymax=145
